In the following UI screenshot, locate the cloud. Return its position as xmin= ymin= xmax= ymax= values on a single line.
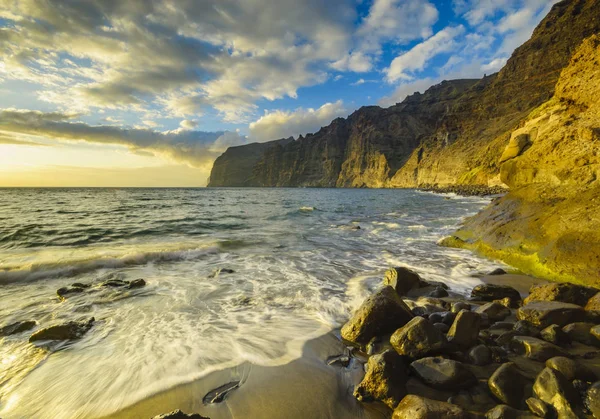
xmin=385 ymin=26 xmax=466 ymax=82
xmin=248 ymin=100 xmax=348 ymax=142
xmin=0 ymin=108 xmax=245 ymax=168
xmin=179 ymin=119 xmax=199 ymax=130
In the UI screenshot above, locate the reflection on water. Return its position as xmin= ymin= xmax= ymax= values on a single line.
xmin=0 ymin=188 xmax=501 ymax=418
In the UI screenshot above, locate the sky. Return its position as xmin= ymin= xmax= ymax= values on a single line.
xmin=0 ymin=0 xmax=560 ymax=186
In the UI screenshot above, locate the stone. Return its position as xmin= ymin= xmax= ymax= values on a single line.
xmin=384 ymin=267 xmax=421 ymax=296
xmin=562 ymin=322 xmax=600 ymax=346
xmin=488 ymin=362 xmax=532 ymax=409
xmin=390 ymin=317 xmax=447 ymax=358
xmin=101 ymin=279 xmax=129 ymax=287
xmin=496 ymin=331 xmax=518 ymax=348
xmin=469 ymin=345 xmax=493 ymax=366
xmin=410 ymin=357 xmax=477 ymax=391
xmin=525 ymin=397 xmax=552 ymax=418
xmin=447 ymin=310 xmax=481 ymax=348
xmin=448 ymin=383 xmax=498 ymax=413
xmin=429 ymin=312 xmax=444 ymax=324
xmin=540 ymin=324 xmax=570 ymax=345
xmin=485 ymin=404 xmax=538 ymax=418
xmin=29 ymin=317 xmax=95 ymax=342
xmin=512 ymin=320 xmax=541 ymax=337
xmin=433 ymin=323 xmax=449 ymax=333
xmin=208 ymin=268 xmax=235 ymax=278
xmin=202 ymin=381 xmax=240 ymax=404
xmin=499 ymin=132 xmax=531 ymax=163
xmin=490 ymin=322 xmax=515 ymax=331
xmin=392 ymin=395 xmax=470 ymax=419
xmin=584 ymin=381 xmax=600 ymax=418
xmin=592 ymin=325 xmax=600 ymax=341
xmin=494 ymin=297 xmax=515 ymax=309
xmin=586 ymin=292 xmax=600 ymax=313
xmin=57 ymin=283 xmax=89 ymax=300
xmin=354 ymin=350 xmax=408 ymax=409
xmin=476 ymin=302 xmax=511 ymax=322
xmin=489 ymin=268 xmax=508 ymax=276
xmin=524 ymin=283 xmax=598 ymax=306
xmin=510 ymin=336 xmax=569 ymax=362
xmin=452 ymin=302 xmax=471 ymax=313
xmin=533 ymin=368 xmax=580 ymax=418
xmin=471 ymin=284 xmax=521 ymax=305
xmin=429 ymin=287 xmax=449 ymax=298
xmin=516 ymin=302 xmax=585 ymax=328
xmin=152 ymin=410 xmax=209 ymax=419
xmin=341 ymin=286 xmax=414 ymax=345
xmin=545 ymin=356 xmax=597 ymax=382
xmin=441 ymin=311 xmax=456 ymax=326
xmin=0 ymin=320 xmax=36 ymax=336
xmin=129 ymin=278 xmax=146 ymax=289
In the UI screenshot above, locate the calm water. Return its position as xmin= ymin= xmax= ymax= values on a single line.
xmin=0 ymin=188 xmax=503 ymax=418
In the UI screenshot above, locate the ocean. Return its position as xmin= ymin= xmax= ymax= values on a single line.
xmin=0 ymin=188 xmax=503 ymax=418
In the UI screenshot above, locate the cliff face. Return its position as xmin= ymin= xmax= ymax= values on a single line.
xmin=209 ymin=0 xmax=600 ymax=189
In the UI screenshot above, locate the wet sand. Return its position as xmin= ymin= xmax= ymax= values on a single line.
xmin=106 ymin=332 xmax=388 ymax=419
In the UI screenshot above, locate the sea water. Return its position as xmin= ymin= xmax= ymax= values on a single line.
xmin=0 ymin=188 xmax=503 ymax=418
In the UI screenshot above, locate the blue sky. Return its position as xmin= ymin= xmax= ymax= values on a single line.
xmin=0 ymin=0 xmax=559 ymax=186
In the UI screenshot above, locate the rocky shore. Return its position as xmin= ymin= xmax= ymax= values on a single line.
xmin=419 ymin=184 xmax=507 ymax=197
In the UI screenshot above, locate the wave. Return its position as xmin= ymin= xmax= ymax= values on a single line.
xmin=0 ymin=245 xmax=222 ymax=284
xmin=299 ymin=206 xmax=316 ymax=212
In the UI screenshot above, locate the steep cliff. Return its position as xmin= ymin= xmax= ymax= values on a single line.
xmin=209 ymin=0 xmax=600 ymax=189
xmin=443 ymin=34 xmax=600 ymax=286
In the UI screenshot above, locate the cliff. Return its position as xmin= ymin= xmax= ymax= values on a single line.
xmin=209 ymin=0 xmax=600 ymax=189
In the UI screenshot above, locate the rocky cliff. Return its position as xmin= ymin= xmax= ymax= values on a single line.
xmin=209 ymin=0 xmax=600 ymax=189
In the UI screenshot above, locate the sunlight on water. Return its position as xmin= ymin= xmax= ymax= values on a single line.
xmin=0 ymin=188 xmax=502 ymax=418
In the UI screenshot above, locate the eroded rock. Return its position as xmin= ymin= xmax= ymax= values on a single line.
xmin=469 ymin=345 xmax=493 ymax=366
xmin=476 ymin=302 xmax=511 ymax=322
xmin=354 ymin=350 xmax=408 ymax=409
xmin=562 ymin=322 xmax=600 ymax=346
xmin=29 ymin=317 xmax=95 ymax=342
xmin=392 ymin=395 xmax=470 ymax=419
xmin=485 ymin=404 xmax=538 ymax=418
xmin=584 ymin=381 xmax=600 ymax=418
xmin=525 ymin=397 xmax=553 ymax=419
xmin=152 ymin=410 xmax=209 ymax=419
xmin=524 ymin=283 xmax=598 ymax=306
xmin=448 ymin=310 xmax=481 ymax=348
xmin=517 ymin=301 xmax=585 ymax=328
xmin=471 ymin=284 xmax=521 ymax=305
xmin=384 ymin=267 xmax=421 ymax=296
xmin=410 ymin=357 xmax=477 ymax=391
xmin=533 ymin=367 xmax=580 ymax=419
xmin=546 ymin=356 xmax=596 ymax=382
xmin=540 ymin=324 xmax=570 ymax=345
xmin=510 ymin=336 xmax=568 ymax=362
xmin=0 ymin=320 xmax=36 ymax=336
xmin=488 ymin=362 xmax=532 ymax=409
xmin=390 ymin=316 xmax=447 ymax=358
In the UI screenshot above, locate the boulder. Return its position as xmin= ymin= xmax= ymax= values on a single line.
xmin=533 ymin=368 xmax=580 ymax=419
xmin=476 ymin=302 xmax=511 ymax=322
xmin=384 ymin=267 xmax=421 ymax=296
xmin=512 ymin=320 xmax=540 ymax=337
xmin=101 ymin=279 xmax=130 ymax=287
xmin=525 ymin=397 xmax=552 ymax=419
xmin=29 ymin=317 xmax=95 ymax=342
xmin=392 ymin=395 xmax=470 ymax=419
xmin=516 ymin=301 xmax=585 ymax=328
xmin=493 ymin=297 xmax=515 ymax=309
xmin=469 ymin=345 xmax=493 ymax=366
xmin=490 ymin=322 xmax=515 ymax=331
xmin=584 ymin=381 xmax=600 ymax=418
xmin=545 ymin=356 xmax=597 ymax=382
xmin=562 ymin=322 xmax=600 ymax=346
xmin=592 ymin=325 xmax=600 ymax=341
xmin=524 ymin=283 xmax=598 ymax=306
xmin=471 ymin=284 xmax=521 ymax=305
xmin=429 ymin=287 xmax=449 ymax=298
xmin=586 ymin=292 xmax=600 ymax=313
xmin=57 ymin=283 xmax=89 ymax=300
xmin=496 ymin=331 xmax=519 ymax=348
xmin=390 ymin=317 xmax=447 ymax=358
xmin=433 ymin=323 xmax=449 ymax=333
xmin=510 ymin=336 xmax=568 ymax=362
xmin=485 ymin=404 xmax=538 ymax=419
xmin=488 ymin=362 xmax=532 ymax=409
xmin=489 ymin=268 xmax=508 ymax=276
xmin=410 ymin=357 xmax=477 ymax=391
xmin=540 ymin=324 xmax=570 ymax=345
xmin=452 ymin=302 xmax=471 ymax=313
xmin=354 ymin=350 xmax=408 ymax=409
xmin=152 ymin=410 xmax=209 ymax=419
xmin=129 ymin=278 xmax=146 ymax=289
xmin=448 ymin=383 xmax=498 ymax=413
xmin=448 ymin=310 xmax=481 ymax=348
xmin=341 ymin=286 xmax=413 ymax=345
xmin=0 ymin=320 xmax=36 ymax=336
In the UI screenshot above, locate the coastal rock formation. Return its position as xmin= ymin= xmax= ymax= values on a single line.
xmin=354 ymin=350 xmax=408 ymax=409
xmin=29 ymin=317 xmax=95 ymax=342
xmin=392 ymin=395 xmax=470 ymax=419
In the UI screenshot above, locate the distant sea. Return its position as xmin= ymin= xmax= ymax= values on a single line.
xmin=0 ymin=188 xmax=502 ymax=418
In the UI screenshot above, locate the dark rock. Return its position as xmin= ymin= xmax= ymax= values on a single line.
xmin=485 ymin=404 xmax=538 ymax=418
xmin=390 ymin=316 xmax=447 ymax=358
xmin=584 ymin=381 xmax=600 ymax=418
xmin=510 ymin=336 xmax=569 ymax=362
xmin=101 ymin=279 xmax=129 ymax=287
xmin=429 ymin=287 xmax=449 ymax=298
xmin=410 ymin=357 xmax=477 ymax=390
xmin=488 ymin=362 xmax=532 ymax=409
xmin=452 ymin=302 xmax=471 ymax=313
xmin=441 ymin=311 xmax=456 ymax=326
xmin=384 ymin=267 xmax=421 ymax=296
xmin=526 ymin=397 xmax=553 ymax=419
xmin=420 ymin=280 xmax=450 ymax=290
xmin=208 ymin=268 xmax=235 ymax=278
xmin=524 ymin=283 xmax=598 ymax=306
xmin=341 ymin=286 xmax=413 ymax=345
xmin=411 ymin=307 xmax=429 ymax=317
xmin=469 ymin=345 xmax=493 ymax=366
xmin=489 ymin=268 xmax=508 ymax=276
xmin=562 ymin=322 xmax=600 ymax=346
xmin=128 ymin=278 xmax=146 ymax=289
xmin=494 ymin=297 xmax=515 ymax=309
xmin=366 ymin=336 xmax=382 ymax=356
xmin=489 ymin=346 xmax=509 ymax=363
xmin=540 ymin=324 xmax=570 ymax=346
xmin=448 ymin=310 xmax=481 ymax=348
xmin=516 ymin=301 xmax=585 ymax=328
xmin=591 ymin=325 xmax=600 ymax=341
xmin=513 ymin=320 xmax=541 ymax=337
xmin=29 ymin=317 xmax=95 ymax=342
xmin=490 ymin=322 xmax=515 ymax=331
xmin=326 ymin=354 xmax=350 ymax=367
xmin=392 ymin=395 xmax=470 ymax=419
xmin=496 ymin=331 xmax=518 ymax=348
xmin=471 ymin=284 xmax=521 ymax=305
xmin=429 ymin=312 xmax=444 ymax=324
xmin=415 ymin=296 xmax=450 ymax=312
xmin=585 ymin=292 xmax=600 ymax=314
xmin=449 ymin=383 xmax=498 ymax=414
xmin=476 ymin=302 xmax=511 ymax=322
xmin=433 ymin=323 xmax=450 ymax=333
xmin=354 ymin=350 xmax=408 ymax=409
xmin=0 ymin=320 xmax=36 ymax=336
xmin=57 ymin=283 xmax=88 ymax=300
xmin=533 ymin=367 xmax=580 ymax=418
xmin=202 ymin=381 xmax=240 ymax=404
xmin=152 ymin=410 xmax=209 ymax=419
xmin=545 ymin=356 xmax=596 ymax=382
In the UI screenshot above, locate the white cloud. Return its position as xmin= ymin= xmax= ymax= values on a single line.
xmin=179 ymin=119 xmax=199 ymax=130
xmin=385 ymin=26 xmax=466 ymax=82
xmin=248 ymin=101 xmax=348 ymax=142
